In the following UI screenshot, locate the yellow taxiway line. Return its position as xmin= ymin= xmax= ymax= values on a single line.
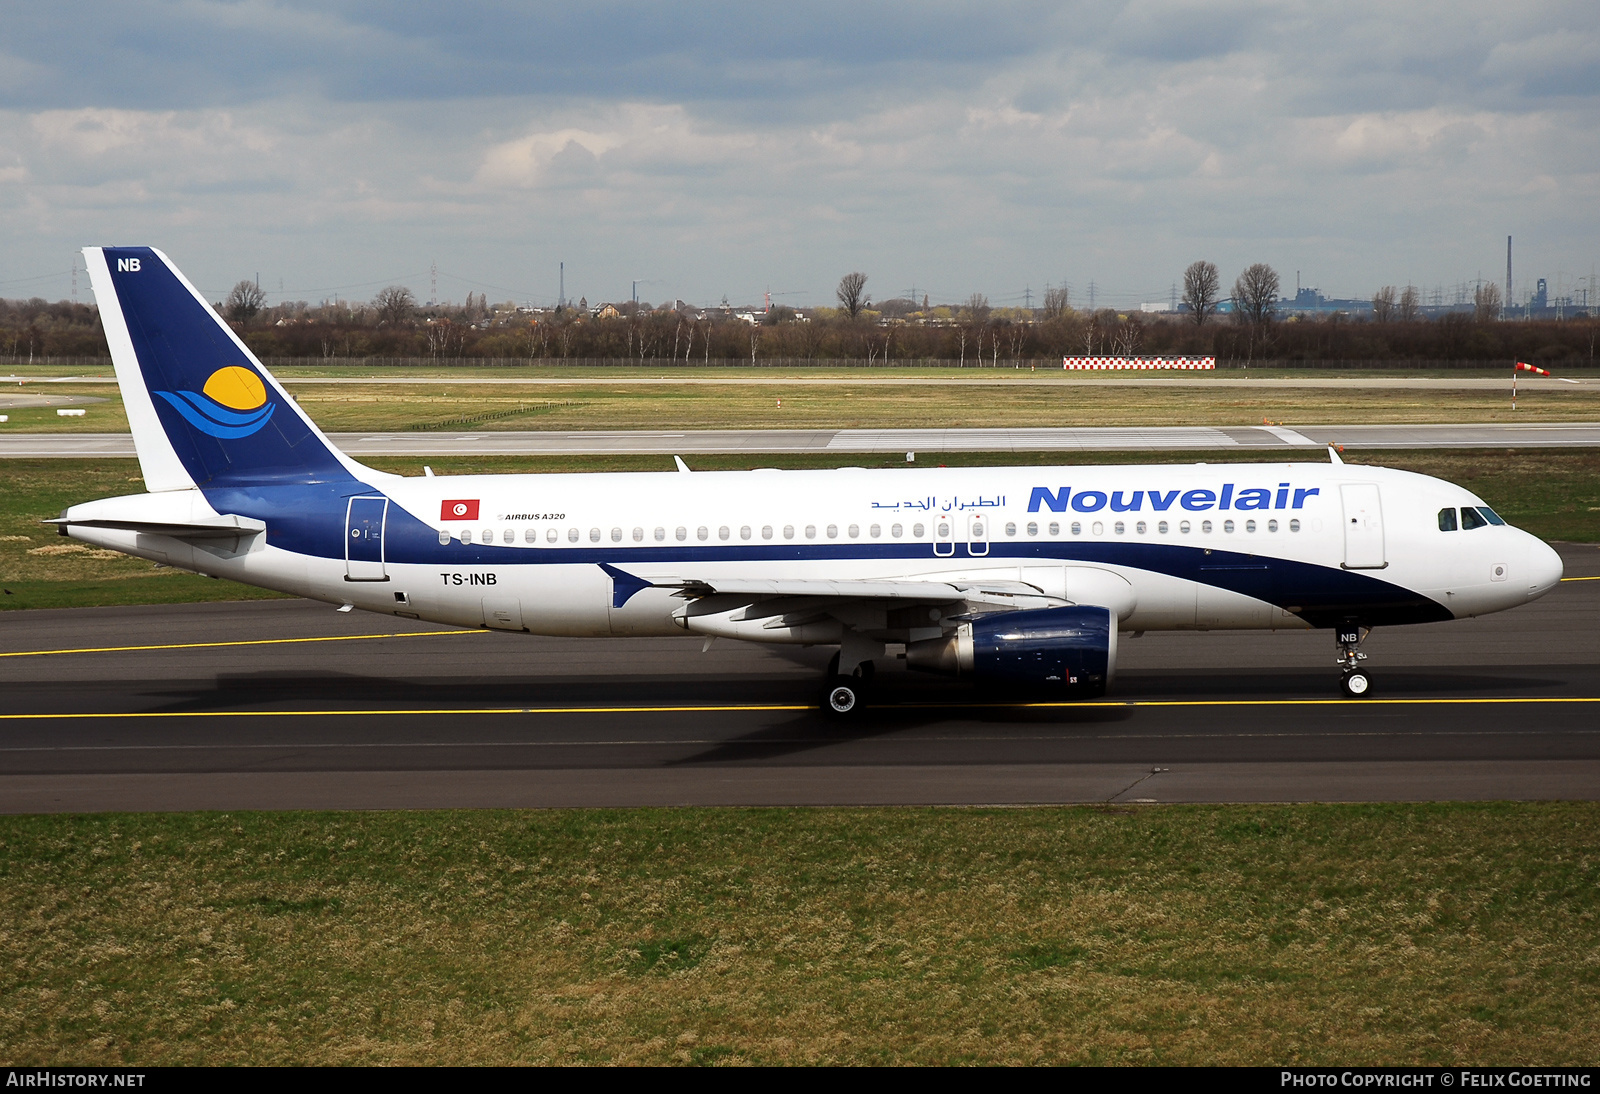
xmin=0 ymin=629 xmax=488 ymax=659
xmin=2 ymin=696 xmax=1599 ymax=720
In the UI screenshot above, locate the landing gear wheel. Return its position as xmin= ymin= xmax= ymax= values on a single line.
xmin=1340 ymin=670 xmax=1372 ymax=698
xmin=824 ymin=678 xmax=862 ymax=717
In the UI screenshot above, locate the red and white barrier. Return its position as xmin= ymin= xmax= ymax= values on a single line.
xmin=1063 ymin=356 xmax=1215 ymax=370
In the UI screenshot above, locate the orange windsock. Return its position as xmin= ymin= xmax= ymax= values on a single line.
xmin=1516 ymin=362 xmax=1551 ymax=375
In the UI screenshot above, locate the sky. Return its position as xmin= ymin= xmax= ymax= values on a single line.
xmin=1 ymin=1 xmax=1597 ymax=310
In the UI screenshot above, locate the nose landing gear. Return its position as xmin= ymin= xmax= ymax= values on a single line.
xmin=1336 ymin=622 xmax=1372 ymax=698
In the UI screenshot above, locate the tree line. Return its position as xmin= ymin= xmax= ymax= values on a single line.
xmin=2 ymin=269 xmax=1596 ymax=365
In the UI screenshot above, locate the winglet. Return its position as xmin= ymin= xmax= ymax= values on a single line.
xmin=1328 ymin=444 xmax=1344 ymax=465
xmin=673 ymin=455 xmax=691 ymax=473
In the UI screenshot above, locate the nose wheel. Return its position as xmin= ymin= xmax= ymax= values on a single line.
xmin=1340 ymin=670 xmax=1372 ymax=698
xmin=1336 ymin=622 xmax=1372 ymax=698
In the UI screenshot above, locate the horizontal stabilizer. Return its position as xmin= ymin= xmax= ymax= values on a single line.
xmin=48 ymin=512 xmax=265 ymax=540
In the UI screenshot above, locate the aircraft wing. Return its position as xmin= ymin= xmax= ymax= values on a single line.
xmin=602 ymin=565 xmax=1063 ymax=611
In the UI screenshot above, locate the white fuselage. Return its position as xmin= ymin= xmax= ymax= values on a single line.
xmin=62 ymin=459 xmax=1564 ymax=640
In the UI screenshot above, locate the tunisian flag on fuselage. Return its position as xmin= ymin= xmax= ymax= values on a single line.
xmin=441 ymin=499 xmax=479 ymax=521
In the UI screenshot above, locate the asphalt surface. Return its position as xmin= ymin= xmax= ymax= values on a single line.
xmin=7 ymin=421 xmax=1600 ymax=458
xmin=1 ymin=544 xmax=1596 ymax=813
xmin=0 ymin=393 xmax=107 ymax=410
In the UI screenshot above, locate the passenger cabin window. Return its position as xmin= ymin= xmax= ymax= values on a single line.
xmin=890 ymin=523 xmax=903 ymax=538
xmin=1289 ymin=519 xmax=1301 ymax=532
xmin=504 ymin=528 xmax=515 ymax=544
xmin=460 ymin=529 xmax=473 ymax=544
xmin=675 ymin=526 xmax=687 ymax=541
xmin=697 ymin=526 xmax=709 ymax=541
xmin=1135 ymin=521 xmax=1147 ymax=534
xmin=805 ymin=525 xmax=816 ymax=540
xmin=1048 ymin=522 xmax=1060 ymax=536
xmin=1460 ymin=506 xmax=1488 ymax=530
xmin=718 ymin=526 xmax=730 ymax=541
xmin=633 ymin=527 xmax=644 ymax=542
xmin=869 ymin=524 xmax=881 ymax=538
xmin=762 ymin=525 xmax=774 ymax=540
xmin=826 ymin=524 xmax=837 ymax=539
xmin=438 ymin=530 xmax=450 ymax=545
xmin=548 ymin=528 xmax=559 ymax=543
xmin=1438 ymin=508 xmax=1458 ymax=531
xmin=589 ymin=528 xmax=601 ymax=543
xmin=610 ymin=527 xmax=622 ymax=542
xmin=912 ymin=523 xmax=925 ymax=538
xmin=524 ymin=528 xmax=536 ymax=543
xmin=847 ymin=524 xmax=859 ymax=538
xmin=741 ymin=526 xmax=752 ymax=540
xmin=654 ymin=527 xmax=665 ymax=542
xmin=568 ymin=527 xmax=579 ymax=543
xmin=1267 ymin=520 xmax=1278 ymax=533
xmin=784 ymin=525 xmax=795 ymax=540
xmin=1113 ymin=521 xmax=1125 ymax=535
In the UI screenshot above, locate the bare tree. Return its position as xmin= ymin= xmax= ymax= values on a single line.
xmin=373 ymin=285 xmax=416 ymax=327
xmin=1111 ymin=314 xmax=1145 ymax=356
xmin=1041 ymin=285 xmax=1070 ymax=320
xmin=225 ymin=280 xmax=265 ymax=325
xmin=1474 ymin=282 xmax=1502 ymax=323
xmin=836 ymin=272 xmax=868 ymax=320
xmin=965 ymin=293 xmax=991 ymax=365
xmin=1233 ymin=264 xmax=1281 ymax=328
xmin=1181 ymin=261 xmax=1221 ymax=326
xmin=1398 ymin=284 xmax=1421 ymax=322
xmin=1372 ymin=285 xmax=1397 ymax=322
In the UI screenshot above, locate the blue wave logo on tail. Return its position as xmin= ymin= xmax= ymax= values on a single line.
xmin=153 ymin=365 xmax=276 ymax=438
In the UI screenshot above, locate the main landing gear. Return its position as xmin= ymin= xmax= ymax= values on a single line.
xmin=822 ymin=650 xmax=876 ymax=718
xmin=1336 ymin=622 xmax=1372 ymax=698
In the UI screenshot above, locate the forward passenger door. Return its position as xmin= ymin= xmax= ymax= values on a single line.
xmin=1340 ymin=483 xmax=1386 ymax=569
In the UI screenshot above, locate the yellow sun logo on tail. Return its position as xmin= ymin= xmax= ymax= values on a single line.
xmin=202 ymin=366 xmax=267 ymax=410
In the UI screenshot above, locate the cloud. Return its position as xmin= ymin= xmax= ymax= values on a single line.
xmin=0 ymin=1 xmax=1595 ymax=307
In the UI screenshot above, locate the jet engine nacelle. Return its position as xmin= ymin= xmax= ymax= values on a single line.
xmin=904 ymin=605 xmax=1117 ymax=697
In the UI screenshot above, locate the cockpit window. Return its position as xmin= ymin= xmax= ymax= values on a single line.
xmin=1460 ymin=506 xmax=1488 ymax=530
xmin=1477 ymin=506 xmax=1506 ymax=526
xmin=1437 ymin=508 xmax=1458 ymax=531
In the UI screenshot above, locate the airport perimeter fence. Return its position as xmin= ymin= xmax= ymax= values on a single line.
xmin=4 ymin=355 xmax=1594 ymax=372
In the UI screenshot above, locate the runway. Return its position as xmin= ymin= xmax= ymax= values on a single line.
xmin=2 ymin=545 xmax=1596 ymax=813
xmin=7 ymin=421 xmax=1600 ymax=458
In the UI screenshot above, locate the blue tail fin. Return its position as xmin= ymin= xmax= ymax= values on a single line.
xmin=86 ymin=246 xmax=357 ymax=489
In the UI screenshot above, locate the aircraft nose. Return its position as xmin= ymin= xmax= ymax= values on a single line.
xmin=1525 ymin=535 xmax=1564 ymax=602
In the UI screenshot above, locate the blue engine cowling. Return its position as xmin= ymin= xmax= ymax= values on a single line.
xmin=905 ymin=605 xmax=1116 ymax=696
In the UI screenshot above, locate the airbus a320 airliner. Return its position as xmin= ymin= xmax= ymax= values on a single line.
xmin=56 ymin=247 xmax=1564 ymax=714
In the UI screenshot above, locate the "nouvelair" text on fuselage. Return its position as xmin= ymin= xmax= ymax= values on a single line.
xmin=1027 ymin=484 xmax=1321 ymax=514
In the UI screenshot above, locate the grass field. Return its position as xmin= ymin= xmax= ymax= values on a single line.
xmin=0 ymin=803 xmax=1595 ymax=1065
xmin=7 ymin=374 xmax=1600 ymax=433
xmin=4 ymin=450 xmax=1598 ymax=612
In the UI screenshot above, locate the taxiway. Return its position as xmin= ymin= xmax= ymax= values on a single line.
xmin=1 ymin=545 xmax=1595 ymax=813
